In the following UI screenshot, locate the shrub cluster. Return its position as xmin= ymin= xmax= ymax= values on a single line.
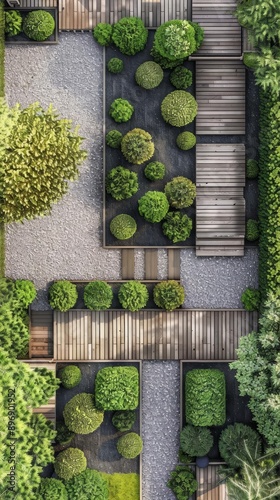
xmin=138 ymin=191 xmax=169 ymax=223
xmin=167 ymin=465 xmax=198 ymax=500
xmin=84 ymin=281 xmax=113 ymax=310
xmin=241 ymin=287 xmax=260 ymax=311
xmin=54 ymin=447 xmax=87 ymax=480
xmin=93 ymin=23 xmax=112 ymax=46
xmin=95 ymin=366 xmax=139 ymax=410
xmin=219 ymin=423 xmax=262 ymax=470
xmin=150 ymin=45 xmax=185 ymax=70
xmin=135 ymin=61 xmax=163 ymax=89
xmin=162 ymin=211 xmax=192 ymax=243
xmin=0 ymin=2 xmax=4 ymax=98
xmin=106 ymin=166 xmax=138 ymax=200
xmin=144 ymin=161 xmax=166 ymax=181
xmin=112 ymin=17 xmax=148 ymax=55
xmin=170 ymin=66 xmax=193 ymax=89
xmin=5 ymin=10 xmax=22 ymax=36
xmin=185 ymin=369 xmax=226 ymax=426
xmin=49 ymin=281 xmax=78 ymax=312
xmin=59 ymin=365 xmax=82 ymax=389
xmin=112 ymin=410 xmax=136 ymax=432
xmin=246 ymin=159 xmax=259 ymax=178
xmin=121 ymin=128 xmax=154 ymax=165
xmin=110 ymin=214 xmax=137 ymax=240
xmin=165 ymin=176 xmax=196 ymax=209
xmin=118 ymin=281 xmax=149 ymax=311
xmin=176 ymin=131 xmax=196 ymax=151
xmin=154 ymin=20 xmax=196 ymax=61
xmin=246 ymin=219 xmax=259 ymax=241
xmin=55 ymin=421 xmax=75 ymax=446
xmin=23 ymin=10 xmax=55 ymax=41
xmin=65 ymin=469 xmax=109 ymax=500
xmin=153 ymin=280 xmax=185 ymax=311
xmin=180 ymin=425 xmax=213 ymax=457
xmin=161 ymin=91 xmax=198 ymax=127
xmin=106 ymin=130 xmax=123 ymax=148
xmin=107 ymin=57 xmax=124 ymax=73
xmin=109 ymin=98 xmax=134 ymax=123
xmin=243 ymin=52 xmax=258 ymax=70
xmin=117 ymin=432 xmax=143 ymax=459
xmin=63 ymin=393 xmax=104 ymax=434
xmin=38 ymin=478 xmax=68 ymax=500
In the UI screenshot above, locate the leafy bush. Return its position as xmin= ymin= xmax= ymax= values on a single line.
xmin=170 ymin=66 xmax=193 ymax=89
xmin=189 ymin=21 xmax=204 ymax=50
xmin=138 ymin=191 xmax=169 ymax=223
xmin=241 ymin=287 xmax=260 ymax=312
xmin=59 ymin=365 xmax=82 ymax=389
xmin=95 ymin=366 xmax=139 ymax=410
xmin=246 ymin=158 xmax=259 ymax=179
xmin=0 ymin=277 xmax=15 ymax=306
xmin=118 ymin=281 xmax=149 ymax=311
xmin=14 ymin=279 xmax=36 ymax=308
xmin=106 ymin=130 xmax=123 ymax=148
xmin=0 ymin=305 xmax=29 ymax=358
xmin=107 ymin=57 xmax=123 ymax=73
xmin=65 ymin=469 xmax=109 ymax=500
xmin=153 ymin=280 xmax=185 ymax=311
xmin=167 ymin=465 xmax=198 ymax=500
xmin=38 ymin=478 xmax=68 ymax=500
xmin=117 ymin=432 xmax=143 ymax=459
xmin=219 ymin=423 xmax=262 ymax=469
xmin=161 ymin=91 xmax=198 ymax=127
xmin=144 ymin=161 xmax=166 ymax=181
xmin=106 ymin=166 xmax=138 ymax=200
xmin=150 ymin=45 xmax=185 ymax=69
xmin=102 ymin=473 xmax=139 ymax=500
xmin=110 ymin=214 xmax=137 ymax=240
xmin=185 ymin=369 xmax=226 ymax=426
xmin=55 ymin=422 xmax=75 ymax=446
xmin=93 ymin=23 xmax=112 ymax=46
xmin=246 ymin=219 xmax=259 ymax=241
xmin=243 ymin=52 xmax=259 ymax=70
xmin=84 ymin=281 xmax=113 ymax=310
xmin=176 ymin=131 xmax=196 ymax=151
xmin=165 ymin=176 xmax=196 ymax=209
xmin=112 ymin=17 xmax=148 ymax=55
xmin=23 ymin=10 xmax=55 ymax=41
xmin=162 ymin=211 xmax=192 ymax=243
xmin=0 ymin=3 xmax=4 ymax=98
xmin=121 ymin=128 xmax=154 ymax=165
xmin=5 ymin=10 xmax=22 ymax=36
xmin=49 ymin=281 xmax=78 ymax=312
xmin=154 ymin=20 xmax=196 ymax=61
xmin=135 ymin=61 xmax=163 ymax=89
xmin=112 ymin=410 xmax=136 ymax=432
xmin=54 ymin=448 xmax=87 ymax=480
xmin=63 ymin=393 xmax=104 ymax=434
xmin=180 ymin=425 xmax=213 ymax=457
xmin=109 ymin=98 xmax=134 ymax=123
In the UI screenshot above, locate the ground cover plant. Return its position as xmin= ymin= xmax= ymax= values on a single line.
xmin=112 ymin=410 xmax=136 ymax=432
xmin=55 ymin=421 xmax=75 ymax=446
xmin=95 ymin=366 xmax=139 ymax=410
xmin=102 ymin=473 xmax=139 ymax=500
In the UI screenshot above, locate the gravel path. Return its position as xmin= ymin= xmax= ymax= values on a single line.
xmin=142 ymin=361 xmax=180 ymax=500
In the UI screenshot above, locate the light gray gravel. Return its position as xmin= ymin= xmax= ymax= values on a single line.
xmin=142 ymin=361 xmax=180 ymax=500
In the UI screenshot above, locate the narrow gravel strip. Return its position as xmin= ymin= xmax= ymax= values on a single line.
xmin=157 ymin=249 xmax=168 ymax=280
xmin=142 ymin=361 xmax=180 ymax=500
xmin=134 ymin=249 xmax=145 ymax=280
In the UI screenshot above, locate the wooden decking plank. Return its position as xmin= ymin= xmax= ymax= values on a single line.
xmin=144 ymin=249 xmax=158 ymax=279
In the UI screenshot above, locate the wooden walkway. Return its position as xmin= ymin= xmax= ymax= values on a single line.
xmin=195 ymin=61 xmax=246 ymax=135
xmin=196 ymin=466 xmax=228 ymax=499
xmin=53 ymin=309 xmax=258 ymax=361
xmin=29 ymin=310 xmax=53 ymax=358
xmin=195 ymin=144 xmax=245 ymax=256
xmin=121 ymin=249 xmax=181 ymax=280
xmin=24 ymin=361 xmax=56 ymax=423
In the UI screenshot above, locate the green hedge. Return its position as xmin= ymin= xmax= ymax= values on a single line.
xmin=0 ymin=1 xmax=5 ymax=277
xmin=95 ymin=366 xmax=139 ymax=410
xmin=185 ymin=369 xmax=226 ymax=426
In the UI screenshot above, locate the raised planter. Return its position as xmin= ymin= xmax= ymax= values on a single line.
xmin=5 ymin=7 xmax=58 ymax=45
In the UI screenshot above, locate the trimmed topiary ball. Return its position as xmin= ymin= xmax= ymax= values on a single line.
xmin=138 ymin=191 xmax=169 ymax=223
xmin=121 ymin=128 xmax=154 ymax=165
xmin=176 ymin=131 xmax=196 ymax=151
xmin=180 ymin=425 xmax=213 ymax=457
xmin=55 ymin=421 xmax=75 ymax=446
xmin=59 ymin=365 xmax=82 ymax=389
xmin=107 ymin=57 xmax=124 ymax=73
xmin=161 ymin=91 xmax=198 ymax=127
xmin=241 ymin=287 xmax=260 ymax=311
xmin=112 ymin=410 xmax=136 ymax=432
xmin=84 ymin=281 xmax=113 ymax=310
xmin=135 ymin=61 xmax=164 ymax=89
xmin=112 ymin=17 xmax=148 ymax=55
xmin=65 ymin=468 xmax=109 ymax=500
xmin=246 ymin=159 xmax=259 ymax=179
xmin=153 ymin=280 xmax=185 ymax=311
xmin=14 ymin=279 xmax=36 ymax=308
xmin=39 ymin=478 xmax=68 ymax=500
xmin=63 ymin=393 xmax=104 ymax=434
xmin=109 ymin=98 xmax=134 ymax=123
xmin=170 ymin=66 xmax=193 ymax=89
xmin=118 ymin=281 xmax=149 ymax=311
xmin=106 ymin=130 xmax=123 ymax=149
xmin=49 ymin=281 xmax=78 ymax=312
xmin=219 ymin=423 xmax=262 ymax=469
xmin=54 ymin=448 xmax=87 ymax=480
xmin=5 ymin=10 xmax=22 ymax=36
xmin=165 ymin=176 xmax=196 ymax=209
xmin=154 ymin=20 xmax=196 ymax=60
xmin=144 ymin=161 xmax=166 ymax=181
xmin=106 ymin=166 xmax=138 ymax=201
xmin=93 ymin=22 xmax=112 ymax=46
xmin=23 ymin=10 xmax=55 ymax=41
xmin=117 ymin=432 xmax=143 ymax=459
xmin=110 ymin=214 xmax=137 ymax=240
xmin=162 ymin=211 xmax=192 ymax=243
xmin=246 ymin=219 xmax=259 ymax=241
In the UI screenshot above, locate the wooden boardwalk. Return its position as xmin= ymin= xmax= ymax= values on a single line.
xmin=196 ymin=466 xmax=228 ymax=499
xmin=24 ymin=361 xmax=56 ymax=423
xmin=29 ymin=310 xmax=53 ymax=358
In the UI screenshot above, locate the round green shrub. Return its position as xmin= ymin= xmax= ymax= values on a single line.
xmin=243 ymin=52 xmax=259 ymax=70
xmin=23 ymin=10 xmax=55 ymax=41
xmin=165 ymin=176 xmax=196 ymax=209
xmin=180 ymin=425 xmax=213 ymax=457
xmin=93 ymin=23 xmax=112 ymax=46
xmin=118 ymin=281 xmax=149 ymax=311
xmin=112 ymin=17 xmax=148 ymax=55
xmin=144 ymin=161 xmax=166 ymax=181
xmin=112 ymin=410 xmax=136 ymax=432
xmin=153 ymin=280 xmax=185 ymax=311
xmin=167 ymin=465 xmax=198 ymax=499
xmin=65 ymin=469 xmax=109 ymax=500
xmin=59 ymin=365 xmax=82 ymax=389
xmin=106 ymin=166 xmax=138 ymax=201
xmin=121 ymin=128 xmax=155 ymax=165
xmin=161 ymin=91 xmax=198 ymax=127
xmin=54 ymin=448 xmax=87 ymax=480
xmin=109 ymin=98 xmax=134 ymax=123
xmin=162 ymin=211 xmax=192 ymax=243
xmin=150 ymin=45 xmax=185 ymax=70
xmin=110 ymin=214 xmax=137 ymax=240
xmin=219 ymin=423 xmax=262 ymax=469
xmin=84 ymin=281 xmax=113 ymax=310
xmin=189 ymin=21 xmax=204 ymax=51
xmin=138 ymin=191 xmax=169 ymax=223
xmin=170 ymin=66 xmax=193 ymax=89
xmin=154 ymin=20 xmax=196 ymax=61
xmin=63 ymin=393 xmax=104 ymax=434
xmin=39 ymin=478 xmax=68 ymax=500
xmin=246 ymin=219 xmax=259 ymax=241
xmin=241 ymin=287 xmax=260 ymax=311
xmin=49 ymin=281 xmax=78 ymax=312
xmin=14 ymin=279 xmax=36 ymax=308
xmin=107 ymin=57 xmax=124 ymax=73
xmin=117 ymin=432 xmax=143 ymax=459
xmin=246 ymin=159 xmax=259 ymax=179
xmin=55 ymin=421 xmax=75 ymax=446
xmin=5 ymin=10 xmax=22 ymax=36
xmin=106 ymin=130 xmax=123 ymax=149
xmin=135 ymin=61 xmax=164 ymax=89
xmin=176 ymin=131 xmax=196 ymax=151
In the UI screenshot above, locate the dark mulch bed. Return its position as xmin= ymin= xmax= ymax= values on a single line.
xmin=55 ymin=362 xmax=141 ymax=474
xmin=105 ymin=31 xmax=196 ymax=248
xmin=181 ymin=362 xmax=255 ymax=462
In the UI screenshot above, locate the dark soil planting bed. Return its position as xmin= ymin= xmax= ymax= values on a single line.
xmin=104 ymin=31 xmax=196 ymax=248
xmin=5 ymin=8 xmax=58 ymax=45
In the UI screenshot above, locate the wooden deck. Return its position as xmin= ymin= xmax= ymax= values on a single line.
xmin=196 ymin=466 xmax=228 ymax=499
xmin=29 ymin=310 xmax=53 ymax=358
xmin=24 ymin=361 xmax=56 ymax=423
